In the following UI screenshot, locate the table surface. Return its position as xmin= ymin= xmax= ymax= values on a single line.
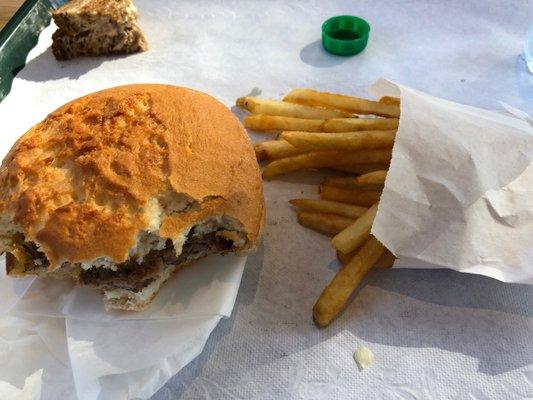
xmin=0 ymin=0 xmax=24 ymax=30
xmin=0 ymin=1 xmax=531 ymax=399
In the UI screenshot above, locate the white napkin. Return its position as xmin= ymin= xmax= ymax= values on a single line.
xmin=370 ymin=79 xmax=533 ymax=283
xmin=0 ymin=251 xmax=245 ymax=400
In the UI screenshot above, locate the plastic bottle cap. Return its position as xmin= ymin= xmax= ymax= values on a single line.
xmin=321 ymin=15 xmax=370 ymax=56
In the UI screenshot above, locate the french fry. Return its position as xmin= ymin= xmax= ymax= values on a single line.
xmin=245 ymin=115 xmax=398 ymax=133
xmin=322 ymin=170 xmax=387 ymax=190
xmin=254 ymin=147 xmax=267 ymax=162
xmin=284 ymin=89 xmax=400 ymax=118
xmin=262 ymin=150 xmax=392 ymax=179
xmin=238 ymin=89 xmax=399 ymax=328
xmin=379 ymin=96 xmax=401 ymax=106
xmin=245 ymin=115 xmax=324 ymax=132
xmin=375 ymin=250 xmax=396 ymax=269
xmin=320 ymin=118 xmax=398 ymax=132
xmin=332 ymin=203 xmax=379 ymax=254
xmin=281 ymin=130 xmax=396 ymax=151
xmin=297 ymin=212 xmax=355 ymax=236
xmin=290 ymin=199 xmax=368 ymax=219
xmin=313 ymin=235 xmax=386 ymax=327
xmin=321 ymin=177 xmax=383 ymax=192
xmin=236 ymin=97 xmax=353 ymax=119
xmin=319 ymin=185 xmax=381 ymax=206
xmin=254 ymin=140 xmax=307 ymax=161
xmin=336 ymin=250 xmax=355 ymax=265
xmin=330 ymin=164 xmax=389 ymax=175
xmin=356 ymin=170 xmax=388 ymax=184
xmin=337 ymin=249 xmax=395 ymax=268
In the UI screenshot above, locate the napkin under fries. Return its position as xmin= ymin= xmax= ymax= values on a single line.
xmin=370 ymin=79 xmax=533 ymax=284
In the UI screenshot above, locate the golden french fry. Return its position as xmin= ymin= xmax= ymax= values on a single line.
xmin=319 ymin=185 xmax=381 ymax=206
xmin=330 ymin=164 xmax=389 ymax=175
xmin=337 ymin=250 xmax=354 ymax=265
xmin=245 ymin=115 xmax=324 ymax=132
xmin=321 ymin=177 xmax=384 ymax=192
xmin=254 ymin=145 xmax=267 ymax=162
xmin=284 ymin=89 xmax=400 ymax=118
xmin=254 ymin=140 xmax=307 ymax=161
xmin=262 ymin=150 xmax=392 ymax=179
xmin=236 ymin=97 xmax=353 ymax=119
xmin=356 ymin=170 xmax=388 ymax=184
xmin=375 ymin=250 xmax=396 ymax=269
xmin=337 ymin=249 xmax=395 ymax=268
xmin=320 ymin=118 xmax=399 ymax=132
xmin=313 ymin=235 xmax=386 ymax=327
xmin=332 ymin=203 xmax=379 ymax=254
xmin=322 ymin=170 xmax=388 ymax=190
xmin=281 ymin=130 xmax=396 ymax=152
xmin=290 ymin=199 xmax=368 ymax=219
xmin=379 ymin=96 xmax=401 ymax=106
xmin=245 ymin=115 xmax=397 ymax=133
xmin=297 ymin=212 xmax=355 ymax=236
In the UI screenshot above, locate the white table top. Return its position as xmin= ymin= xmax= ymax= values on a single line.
xmin=1 ymin=0 xmax=531 ymax=399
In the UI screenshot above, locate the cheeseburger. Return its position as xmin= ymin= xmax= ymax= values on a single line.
xmin=0 ymin=84 xmax=264 ymax=311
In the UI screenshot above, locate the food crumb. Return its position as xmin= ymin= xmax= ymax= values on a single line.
xmin=354 ymin=345 xmax=374 ymax=370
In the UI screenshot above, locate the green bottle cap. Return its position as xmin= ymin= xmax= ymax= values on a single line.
xmin=321 ymin=15 xmax=370 ymax=56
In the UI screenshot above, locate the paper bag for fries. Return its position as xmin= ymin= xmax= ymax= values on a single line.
xmin=370 ymin=79 xmax=533 ymax=284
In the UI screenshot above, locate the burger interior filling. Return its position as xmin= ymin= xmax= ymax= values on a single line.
xmin=79 ymin=228 xmax=237 ymax=292
xmin=5 ymin=217 xmax=246 ymax=296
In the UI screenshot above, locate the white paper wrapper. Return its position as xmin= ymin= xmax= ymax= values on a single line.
xmin=0 ymin=250 xmax=245 ymax=400
xmin=2 ymin=254 xmax=245 ymax=321
xmin=370 ymin=79 xmax=533 ymax=284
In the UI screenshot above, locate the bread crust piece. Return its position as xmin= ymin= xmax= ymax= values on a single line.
xmin=0 ymin=84 xmax=265 ymax=271
xmin=51 ymin=0 xmax=147 ymax=60
xmin=51 ymin=28 xmax=147 ymax=60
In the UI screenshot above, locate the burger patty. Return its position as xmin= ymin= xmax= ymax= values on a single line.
xmin=78 ymin=231 xmax=235 ymax=292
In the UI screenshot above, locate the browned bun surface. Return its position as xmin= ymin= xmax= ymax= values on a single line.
xmin=0 ymin=84 xmax=264 ymax=270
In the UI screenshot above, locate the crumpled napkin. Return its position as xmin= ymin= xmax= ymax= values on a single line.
xmin=0 ymin=250 xmax=246 ymax=400
xmin=370 ymin=79 xmax=533 ymax=284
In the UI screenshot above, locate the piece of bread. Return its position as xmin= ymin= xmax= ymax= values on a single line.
xmin=0 ymin=84 xmax=265 ymax=311
xmin=52 ymin=0 xmax=147 ymax=60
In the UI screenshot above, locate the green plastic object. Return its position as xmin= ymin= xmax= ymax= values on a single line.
xmin=321 ymin=15 xmax=370 ymax=56
xmin=0 ymin=0 xmax=66 ymax=103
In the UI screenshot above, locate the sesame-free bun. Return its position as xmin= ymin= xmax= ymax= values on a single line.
xmin=0 ymin=84 xmax=264 ymax=275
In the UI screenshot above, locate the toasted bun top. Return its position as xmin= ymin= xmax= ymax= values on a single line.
xmin=54 ymin=0 xmax=136 ymax=19
xmin=0 ymin=84 xmax=264 ymax=268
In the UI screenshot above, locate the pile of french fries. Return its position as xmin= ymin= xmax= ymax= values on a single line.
xmin=237 ymin=88 xmax=400 ymax=328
